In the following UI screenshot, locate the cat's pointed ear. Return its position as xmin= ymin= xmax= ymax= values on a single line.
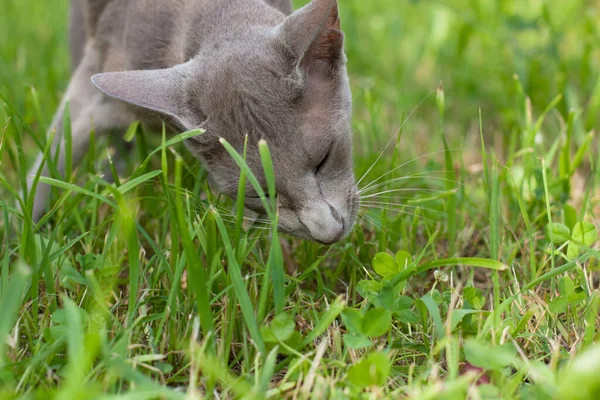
xmin=276 ymin=0 xmax=343 ymax=68
xmin=91 ymin=64 xmax=198 ymax=130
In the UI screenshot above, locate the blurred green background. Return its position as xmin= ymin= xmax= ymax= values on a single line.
xmin=2 ymin=0 xmax=599 ymax=163
xmin=1 ymin=1 xmax=600 ymax=397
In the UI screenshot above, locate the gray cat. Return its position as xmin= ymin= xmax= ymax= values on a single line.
xmin=27 ymin=0 xmax=358 ymax=244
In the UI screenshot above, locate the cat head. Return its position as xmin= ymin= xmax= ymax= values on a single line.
xmin=92 ymin=0 xmax=358 ymax=244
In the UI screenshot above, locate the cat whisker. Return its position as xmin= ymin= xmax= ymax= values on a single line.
xmin=360 ymin=207 xmax=443 ymax=223
xmin=215 ymin=215 xmax=272 ymax=231
xmin=162 ymin=185 xmax=273 ymax=224
xmin=359 ymin=175 xmax=464 ymax=195
xmin=358 ymin=147 xmax=471 ymax=194
xmin=198 ymin=203 xmax=273 ymax=225
xmin=355 ymin=89 xmax=437 ymax=187
xmin=218 ymin=215 xmax=271 ymax=226
xmin=360 ymin=195 xmax=437 ymax=202
xmin=358 ymin=169 xmax=454 ymax=193
xmin=360 ymin=201 xmax=446 ymax=215
xmin=361 ymin=188 xmax=446 ymax=199
xmin=362 ymin=193 xmax=452 ymax=204
xmin=357 ymin=211 xmax=394 ymax=236
xmin=361 ymin=206 xmax=438 ymax=224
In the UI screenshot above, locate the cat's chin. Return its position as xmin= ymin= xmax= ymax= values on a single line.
xmin=281 ymin=229 xmax=337 ymax=245
xmin=298 ymin=229 xmax=350 ymax=245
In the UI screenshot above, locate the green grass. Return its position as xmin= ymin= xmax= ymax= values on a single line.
xmin=1 ymin=0 xmax=600 ymax=398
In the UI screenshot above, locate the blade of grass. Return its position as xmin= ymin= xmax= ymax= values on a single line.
xmin=0 ymin=263 xmax=30 ymax=374
xmin=258 ymin=140 xmax=284 ymax=316
xmin=172 ymin=155 xmax=215 ymax=348
xmin=299 ymin=296 xmax=345 ymax=349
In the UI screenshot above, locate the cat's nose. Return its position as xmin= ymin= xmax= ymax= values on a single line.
xmin=300 ymin=203 xmax=345 ymax=244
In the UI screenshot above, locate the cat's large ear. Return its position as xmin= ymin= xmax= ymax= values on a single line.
xmin=275 ymin=0 xmax=343 ymax=70
xmin=91 ymin=64 xmax=198 ymax=130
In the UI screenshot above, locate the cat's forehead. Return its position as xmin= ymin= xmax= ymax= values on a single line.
xmin=227 ymin=37 xmax=291 ymax=71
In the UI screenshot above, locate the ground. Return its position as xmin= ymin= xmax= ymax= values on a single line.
xmin=1 ymin=0 xmax=600 ymax=399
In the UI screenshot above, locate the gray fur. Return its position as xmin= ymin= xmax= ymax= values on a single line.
xmin=69 ymin=0 xmax=86 ymax=70
xmin=28 ymin=0 xmax=357 ymax=244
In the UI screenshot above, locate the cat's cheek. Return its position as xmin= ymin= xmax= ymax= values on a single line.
xmin=277 ymin=209 xmax=305 ymax=237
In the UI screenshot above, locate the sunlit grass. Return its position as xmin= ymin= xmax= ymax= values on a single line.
xmin=1 ymin=0 xmax=600 ymax=399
